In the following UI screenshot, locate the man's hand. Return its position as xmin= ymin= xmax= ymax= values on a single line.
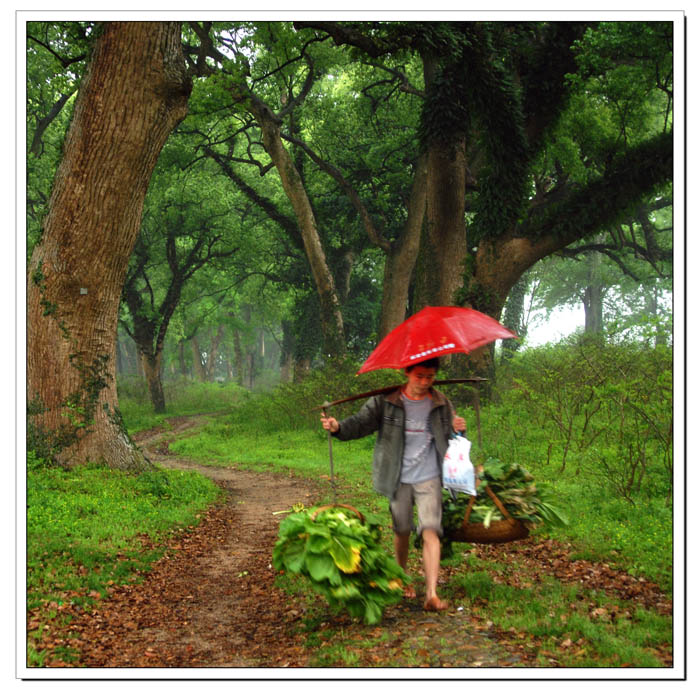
xmin=320 ymin=414 xmax=339 ymax=433
xmin=452 ymin=415 xmax=467 ymax=433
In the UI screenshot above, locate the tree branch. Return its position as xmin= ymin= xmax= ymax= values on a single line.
xmin=519 ymin=131 xmax=673 ymax=248
xmin=280 ymin=130 xmax=391 ymax=251
xmin=203 ymin=145 xmax=303 ymax=249
xmin=558 ymin=244 xmax=644 ymax=281
xmin=30 ymin=89 xmax=77 ymax=156
xmin=27 ymin=33 xmax=87 ymax=68
xmin=277 ymin=55 xmax=317 ymax=121
xmin=293 ymin=21 xmax=412 ymax=58
xmin=185 ymin=21 xmax=228 ymax=75
xmin=363 ymin=60 xmax=425 ymax=98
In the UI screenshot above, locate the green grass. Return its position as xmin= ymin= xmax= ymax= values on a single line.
xmin=27 ymin=459 xmax=222 ymax=610
xmin=454 ymin=396 xmax=673 ymax=592
xmin=552 ymin=482 xmax=673 ymax=589
xmin=164 ymin=393 xmax=673 ymax=667
xmin=446 ymin=566 xmax=671 ymax=667
xmin=117 ymin=376 xmax=249 ymax=433
xmin=169 ymin=417 xmax=389 ymax=517
xmin=157 ymin=366 xmax=673 ymax=667
xmin=26 ymin=357 xmax=673 ymax=669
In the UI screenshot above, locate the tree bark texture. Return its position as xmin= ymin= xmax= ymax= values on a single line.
xmin=459 ymin=232 xmax=572 ymax=378
xmin=378 ymin=153 xmax=428 ymax=340
xmin=233 ymin=328 xmax=245 ymax=385
xmin=247 ymin=96 xmax=346 ymax=359
xmin=191 ymin=338 xmax=207 ymax=381
xmin=178 ymin=340 xmax=188 ymax=377
xmin=27 ymin=21 xmax=191 ymax=468
xmin=141 ymin=352 xmax=166 ymax=414
xmin=425 ymin=137 xmax=468 ymax=307
xmin=583 ymin=238 xmax=605 ymax=335
xmin=206 ymin=324 xmax=226 ymax=381
xmin=413 ymin=137 xmax=467 ymax=311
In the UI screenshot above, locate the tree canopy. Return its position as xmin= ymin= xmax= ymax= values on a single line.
xmin=26 ymin=18 xmax=676 ymax=453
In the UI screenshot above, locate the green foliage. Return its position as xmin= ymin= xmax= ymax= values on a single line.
xmin=200 ymin=358 xmax=401 ymax=433
xmin=26 ymin=462 xmax=222 ymax=610
xmin=571 ymin=22 xmax=673 ymax=137
xmin=523 ymin=234 xmax=672 ymax=345
xmin=28 ymin=20 xmax=674 ymax=385
xmin=525 ymin=131 xmax=673 ymax=244
xmin=27 ymin=353 xmax=114 ymax=465
xmin=272 ymin=505 xmax=410 ymax=624
xmin=440 ymin=458 xmax=568 ymax=544
xmin=500 ymin=336 xmax=672 ymax=502
xmin=562 ymin=481 xmax=672 ymax=587
xmin=118 ymin=377 xmax=249 ymax=434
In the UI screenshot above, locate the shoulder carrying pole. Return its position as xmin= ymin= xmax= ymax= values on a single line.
xmin=315 ymin=377 xmax=487 ymax=451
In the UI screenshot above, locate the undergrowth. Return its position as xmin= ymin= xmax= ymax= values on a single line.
xmin=26 ymin=456 xmax=222 ymax=611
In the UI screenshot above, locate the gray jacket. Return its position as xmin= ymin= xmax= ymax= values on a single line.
xmin=333 ymin=386 xmax=455 ymax=499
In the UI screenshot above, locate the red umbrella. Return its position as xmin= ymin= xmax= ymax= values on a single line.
xmin=357 ymin=306 xmax=517 ymax=374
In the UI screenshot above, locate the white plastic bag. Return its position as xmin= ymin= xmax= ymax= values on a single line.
xmin=442 ymin=434 xmax=476 ymax=495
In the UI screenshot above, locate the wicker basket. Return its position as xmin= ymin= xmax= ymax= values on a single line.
xmin=449 ymin=485 xmax=530 ymax=544
xmin=311 ymin=503 xmax=365 ymax=523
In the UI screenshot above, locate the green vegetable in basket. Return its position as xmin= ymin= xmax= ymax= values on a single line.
xmin=441 ymin=458 xmax=568 ymax=538
xmin=272 ymin=505 xmax=410 ymax=625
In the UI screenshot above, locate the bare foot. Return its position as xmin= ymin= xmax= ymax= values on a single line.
xmin=423 ymin=596 xmax=448 ymax=611
xmin=404 ymin=584 xmax=416 ymax=599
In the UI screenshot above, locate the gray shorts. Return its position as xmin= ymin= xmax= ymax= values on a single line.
xmin=390 ymin=477 xmax=443 ymax=537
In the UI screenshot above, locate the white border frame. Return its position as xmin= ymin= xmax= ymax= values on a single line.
xmin=13 ymin=7 xmax=688 ymax=686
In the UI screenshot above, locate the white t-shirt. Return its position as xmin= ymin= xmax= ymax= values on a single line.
xmin=400 ymin=394 xmax=440 ymax=483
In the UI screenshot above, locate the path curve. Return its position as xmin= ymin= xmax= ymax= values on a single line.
xmin=51 ymin=415 xmax=521 ymax=669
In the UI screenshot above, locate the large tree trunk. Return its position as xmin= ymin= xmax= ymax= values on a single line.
xmin=232 ymin=328 xmax=245 ymax=385
xmin=583 ymin=238 xmax=605 ymax=335
xmin=206 ymin=324 xmax=226 ymax=381
xmin=413 ymin=54 xmax=467 ymax=310
xmin=26 ymin=22 xmax=191 ymax=469
xmin=500 ymin=271 xmax=529 ymax=362
xmin=643 ymin=285 xmax=668 ymax=348
xmin=411 ymin=135 xmax=468 ymax=366
xmin=191 ymin=338 xmax=207 ymax=381
xmin=424 ymin=137 xmax=468 ymax=306
xmin=460 ymin=227 xmax=587 ymax=376
xmin=279 ymin=319 xmax=294 ymax=383
xmin=178 ymin=340 xmax=188 ymax=377
xmin=583 ymin=284 xmax=604 ymax=335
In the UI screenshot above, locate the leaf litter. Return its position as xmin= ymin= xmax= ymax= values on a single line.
xmin=27 ymin=417 xmax=672 ymax=669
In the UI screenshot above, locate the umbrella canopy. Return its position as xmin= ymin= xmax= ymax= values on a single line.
xmin=357 ymin=306 xmax=517 ymax=374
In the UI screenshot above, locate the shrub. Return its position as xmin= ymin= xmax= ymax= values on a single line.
xmin=499 ymin=337 xmax=672 ymax=501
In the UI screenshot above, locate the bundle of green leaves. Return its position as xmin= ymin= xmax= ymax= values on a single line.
xmin=272 ymin=505 xmax=410 ymax=625
xmin=442 ymin=457 xmax=569 ymax=537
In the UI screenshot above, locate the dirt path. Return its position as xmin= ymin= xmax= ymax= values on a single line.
xmin=52 ymin=415 xmax=524 ymax=669
xmin=42 ymin=415 xmax=671 ymax=669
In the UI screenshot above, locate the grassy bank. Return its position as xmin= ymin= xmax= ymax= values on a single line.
xmin=26 ymin=450 xmax=223 ymax=666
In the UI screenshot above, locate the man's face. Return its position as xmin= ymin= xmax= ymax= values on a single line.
xmin=404 ymin=366 xmax=437 ymax=399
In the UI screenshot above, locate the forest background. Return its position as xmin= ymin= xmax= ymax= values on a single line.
xmin=16 ymin=10 xmax=692 ymax=677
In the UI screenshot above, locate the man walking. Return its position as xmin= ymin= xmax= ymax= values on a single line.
xmin=320 ymin=358 xmax=466 ymax=611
